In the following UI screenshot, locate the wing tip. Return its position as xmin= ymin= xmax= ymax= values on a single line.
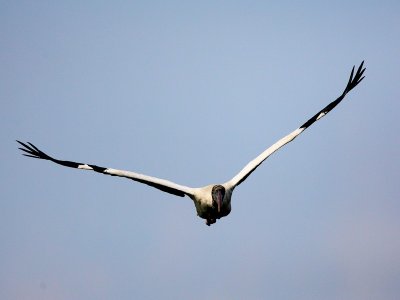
xmin=17 ymin=140 xmax=50 ymax=160
xmin=344 ymin=61 xmax=366 ymax=94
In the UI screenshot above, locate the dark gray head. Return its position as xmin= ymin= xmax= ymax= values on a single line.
xmin=212 ymin=185 xmax=225 ymax=213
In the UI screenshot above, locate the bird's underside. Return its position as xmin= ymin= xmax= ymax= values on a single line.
xmin=18 ymin=61 xmax=365 ymax=226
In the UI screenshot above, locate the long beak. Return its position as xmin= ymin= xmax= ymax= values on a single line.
xmin=217 ymin=191 xmax=223 ymax=213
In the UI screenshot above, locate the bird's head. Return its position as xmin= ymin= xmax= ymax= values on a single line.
xmin=212 ymin=185 xmax=225 ymax=213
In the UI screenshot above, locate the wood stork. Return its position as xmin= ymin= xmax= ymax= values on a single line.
xmin=18 ymin=62 xmax=365 ymax=226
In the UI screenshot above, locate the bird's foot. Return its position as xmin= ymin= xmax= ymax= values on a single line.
xmin=206 ymin=218 xmax=216 ymax=226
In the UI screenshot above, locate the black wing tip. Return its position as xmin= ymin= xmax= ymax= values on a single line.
xmin=16 ymin=140 xmax=28 ymax=148
xmin=299 ymin=61 xmax=366 ymax=130
xmin=344 ymin=61 xmax=366 ymax=94
xmin=17 ymin=140 xmax=50 ymax=160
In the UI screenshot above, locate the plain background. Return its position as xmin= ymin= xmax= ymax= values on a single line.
xmin=2 ymin=1 xmax=399 ymax=299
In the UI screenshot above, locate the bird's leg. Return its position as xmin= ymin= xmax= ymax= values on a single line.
xmin=206 ymin=218 xmax=216 ymax=226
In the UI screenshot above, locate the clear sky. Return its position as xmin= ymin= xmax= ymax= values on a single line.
xmin=1 ymin=1 xmax=399 ymax=299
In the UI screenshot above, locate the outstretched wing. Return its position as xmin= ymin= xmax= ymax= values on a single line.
xmin=226 ymin=61 xmax=365 ymax=189
xmin=17 ymin=141 xmax=194 ymax=197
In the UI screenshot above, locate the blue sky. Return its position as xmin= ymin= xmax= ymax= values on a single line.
xmin=1 ymin=1 xmax=400 ymax=299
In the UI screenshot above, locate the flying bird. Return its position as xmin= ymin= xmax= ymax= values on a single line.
xmin=18 ymin=62 xmax=365 ymax=226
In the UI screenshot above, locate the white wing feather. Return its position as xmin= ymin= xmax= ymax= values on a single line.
xmin=225 ymin=61 xmax=365 ymax=190
xmin=17 ymin=141 xmax=194 ymax=197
